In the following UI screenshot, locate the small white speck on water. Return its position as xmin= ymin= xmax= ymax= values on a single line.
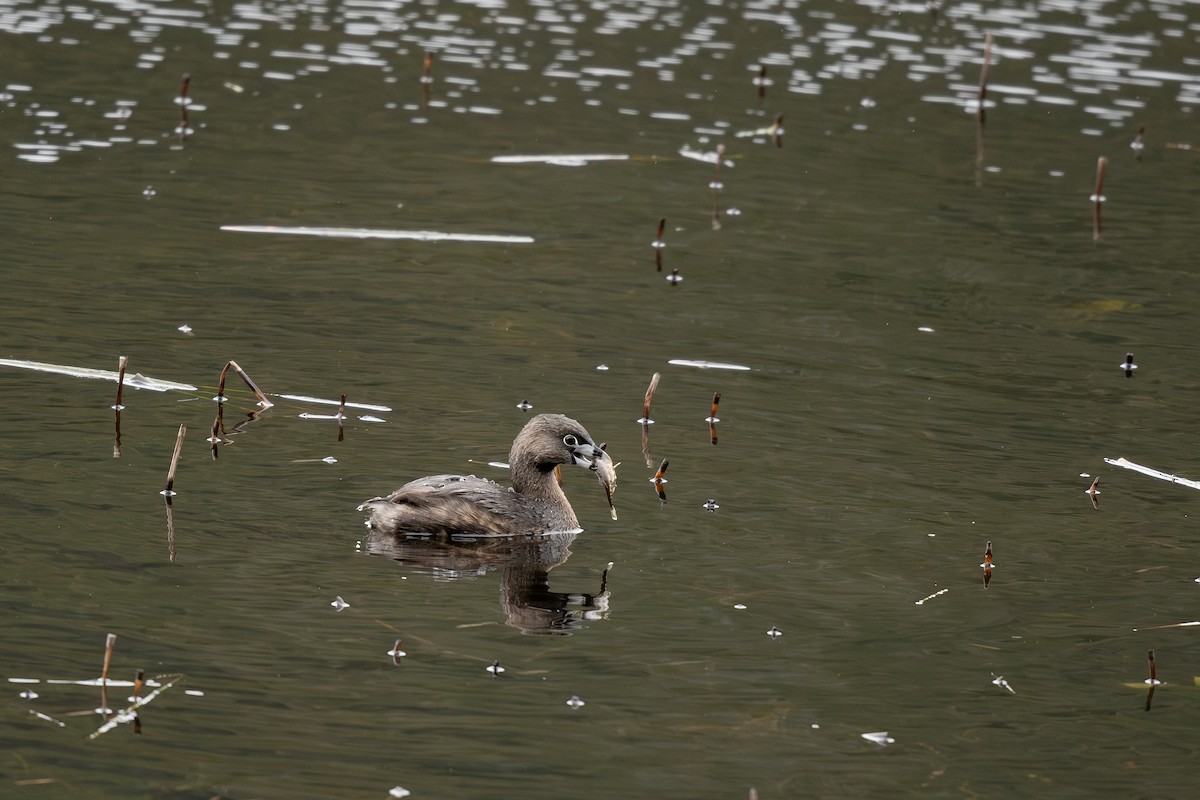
xmin=330 ymin=596 xmax=350 ymax=611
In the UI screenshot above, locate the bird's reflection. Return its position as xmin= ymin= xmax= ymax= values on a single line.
xmin=362 ymin=530 xmax=611 ymax=635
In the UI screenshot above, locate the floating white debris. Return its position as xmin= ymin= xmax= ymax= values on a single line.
xmin=0 ymin=358 xmax=198 ymax=392
xmin=29 ymin=709 xmax=66 ymax=727
xmin=596 ymin=364 xmax=609 ymax=371
xmin=914 ymin=588 xmax=949 ymax=605
xmin=330 ymin=596 xmax=350 ymax=611
xmin=220 ymin=225 xmax=534 ymax=244
xmin=388 ymin=787 xmax=411 ymax=799
xmin=678 ymin=147 xmax=735 ymax=167
xmin=861 ymin=731 xmax=895 ymax=746
xmin=1104 ymin=457 xmax=1200 ymax=491
xmin=359 ymin=415 xmax=386 ymax=423
xmin=18 ymin=690 xmax=38 ymax=700
xmin=490 ymin=153 xmax=629 ymax=166
xmin=733 ymin=603 xmax=747 ymax=610
xmin=274 ymin=394 xmax=392 ymax=412
xmin=668 ymin=359 xmax=751 ymax=371
xmin=991 ymin=674 xmax=1016 ymax=694
xmin=184 ymin=689 xmax=205 ymax=697
xmin=178 ymin=324 xmax=193 ymax=334
xmin=566 ymin=695 xmax=585 ymax=708
xmin=917 ymin=326 xmax=935 ymax=333
xmin=322 ymin=457 xmax=338 ymax=464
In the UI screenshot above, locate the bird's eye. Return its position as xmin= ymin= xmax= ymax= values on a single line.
xmin=563 ymin=434 xmax=579 ymax=447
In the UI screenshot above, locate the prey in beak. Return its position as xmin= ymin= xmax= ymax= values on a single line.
xmin=591 ymin=443 xmax=619 ymax=520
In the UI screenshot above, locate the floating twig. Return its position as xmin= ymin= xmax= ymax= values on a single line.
xmin=89 ymin=674 xmax=182 ymax=740
xmin=1092 ymin=155 xmax=1108 ymax=242
xmin=161 ymin=424 xmax=186 ymax=497
xmin=914 ymin=588 xmax=949 ymax=605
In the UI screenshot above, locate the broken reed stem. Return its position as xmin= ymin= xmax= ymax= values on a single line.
xmin=99 ymin=633 xmax=116 ymax=714
xmin=163 ymin=424 xmax=186 ymax=495
xmin=977 ymin=33 xmax=992 ymax=125
xmin=164 ymin=494 xmax=177 ymax=562
xmin=1093 ymin=156 xmax=1108 ymax=242
xmin=217 ymin=360 xmax=274 ymax=407
xmin=101 ymin=633 xmax=116 ymax=683
xmin=642 ymin=372 xmax=661 ymax=421
xmin=655 ymin=218 xmax=666 ymax=271
xmin=114 ymin=355 xmax=128 ymax=409
xmin=975 ymin=33 xmax=992 ymax=176
xmin=177 ymin=73 xmax=191 ymax=142
xmin=338 ymin=394 xmax=347 ymax=441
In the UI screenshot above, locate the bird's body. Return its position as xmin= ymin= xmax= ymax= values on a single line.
xmin=358 ymin=414 xmax=615 ymax=537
